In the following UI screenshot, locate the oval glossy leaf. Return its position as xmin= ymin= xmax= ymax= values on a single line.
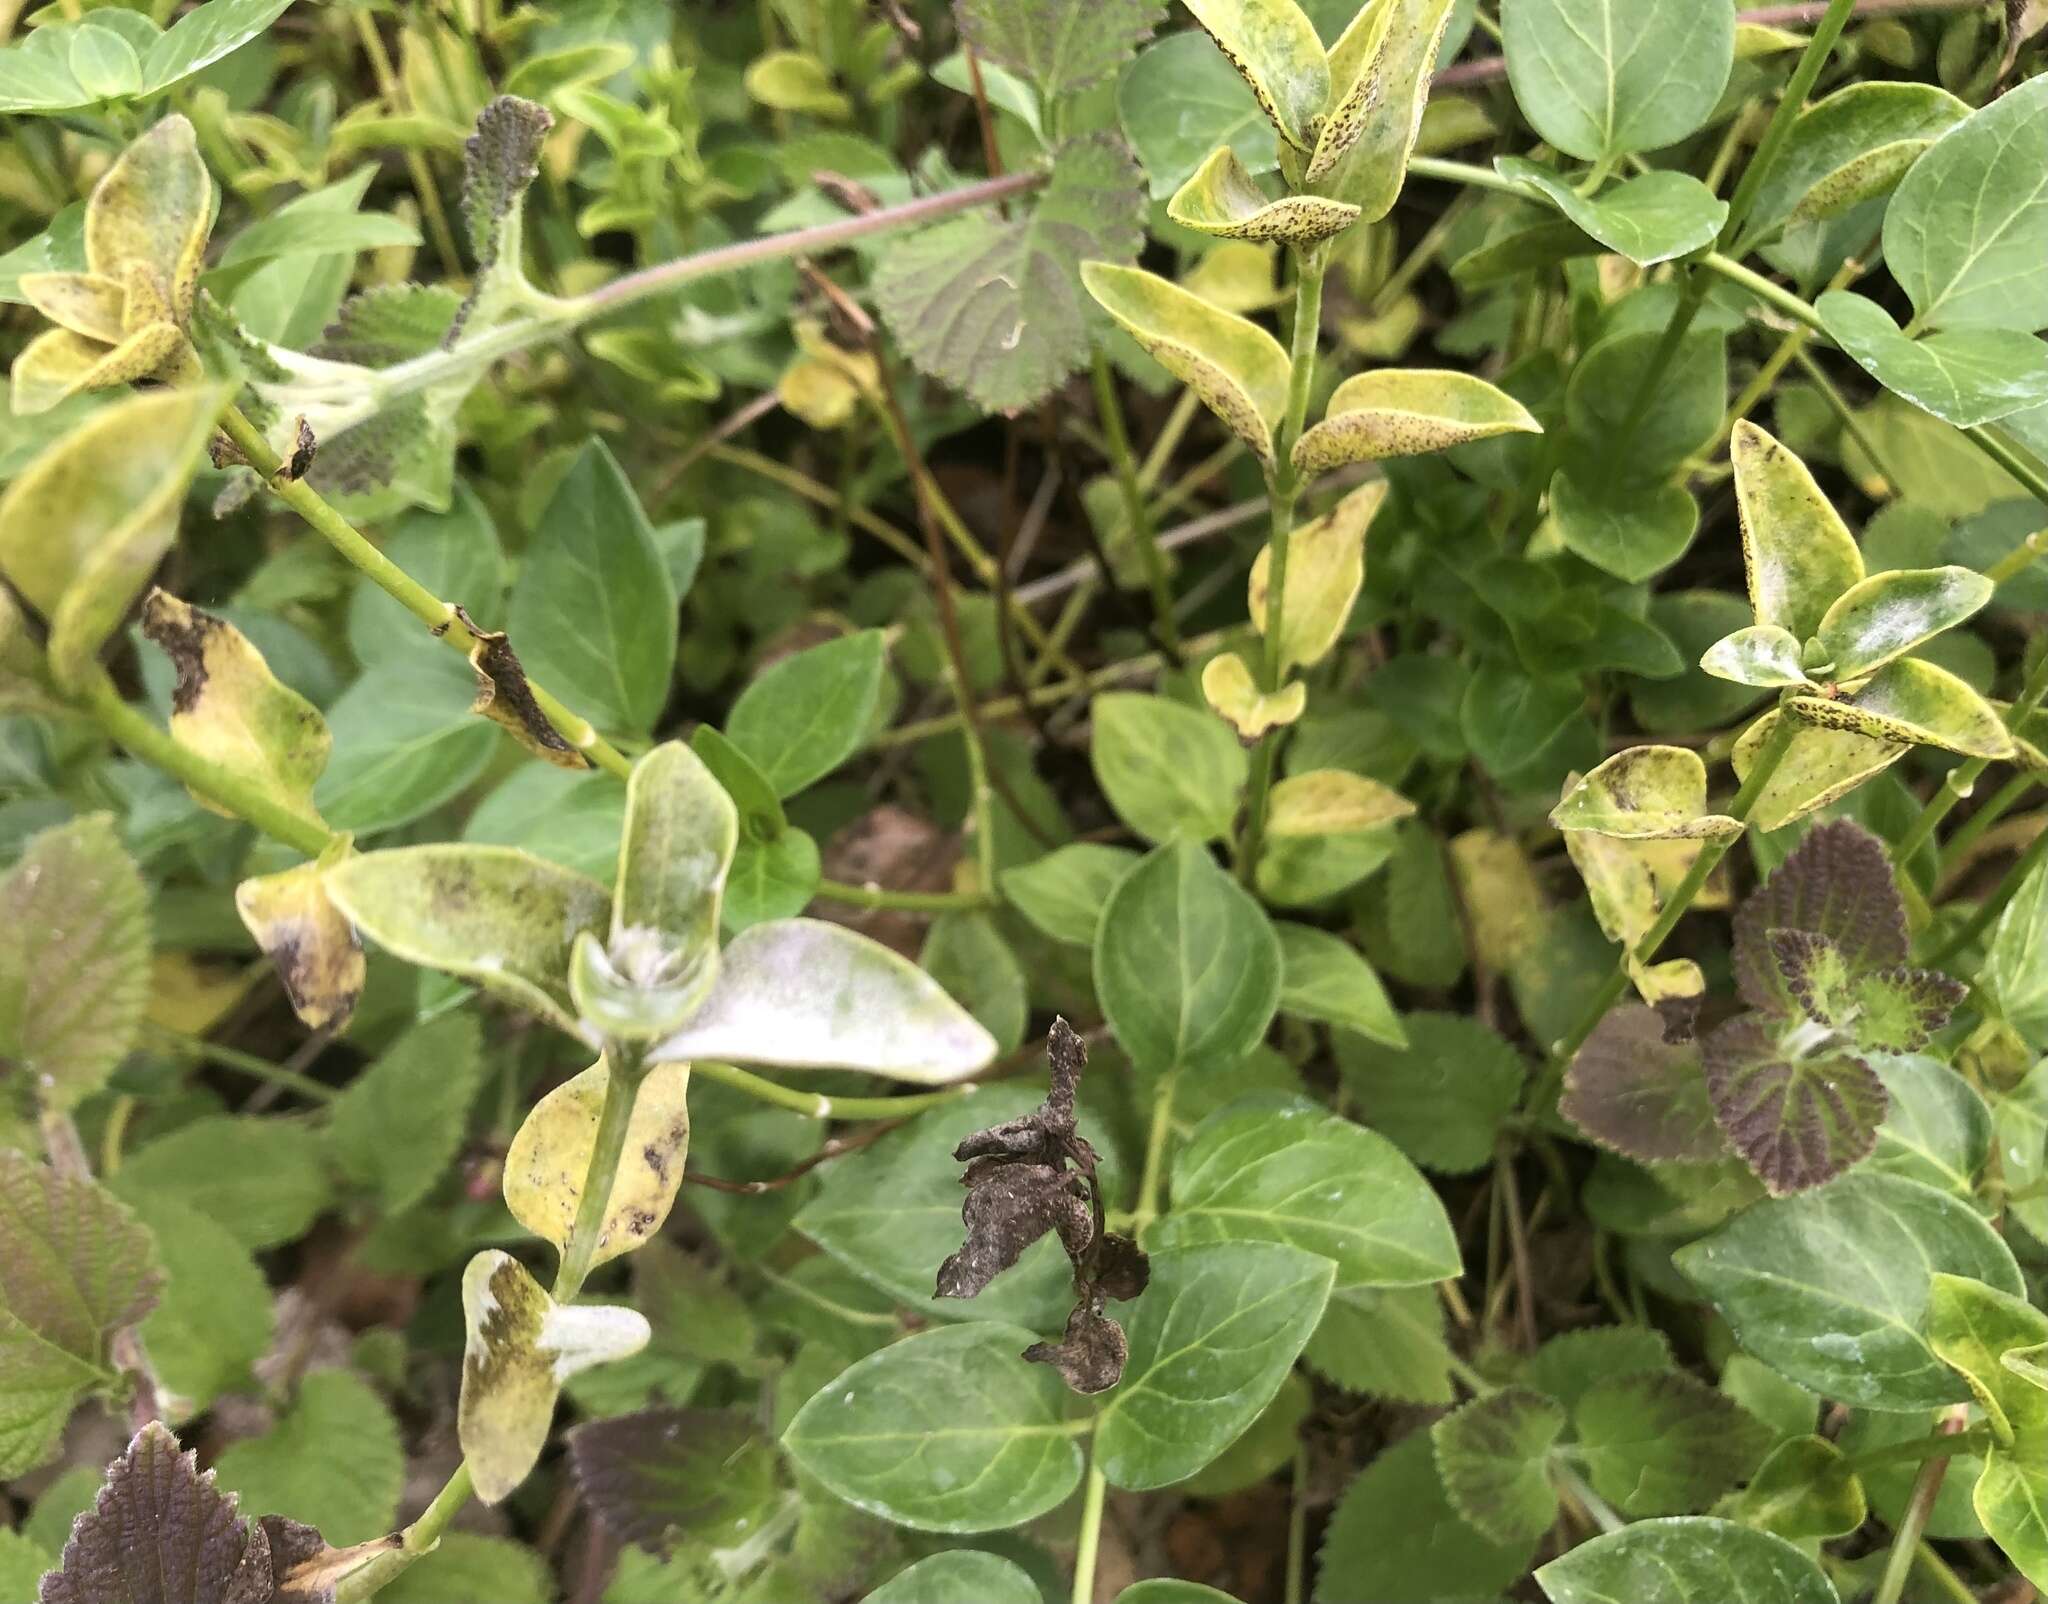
xmin=868 ymin=1552 xmax=1043 ymax=1604
xmin=504 ymin=1061 xmax=691 ymax=1272
xmin=1818 ymin=290 xmax=2048 ymax=429
xmin=1169 ymin=145 xmax=1359 ymax=244
xmin=1886 ymin=75 xmax=2048 ymax=333
xmin=614 ymin=741 xmax=737 ymax=987
xmin=1550 ymin=746 xmax=1741 ymax=841
xmin=783 ymin=1323 xmax=1085 ymax=1531
xmin=1177 ymin=0 xmax=1329 ymax=152
xmin=1081 ymin=261 xmax=1290 ymax=463
xmin=1249 ymin=479 xmax=1386 ymax=672
xmin=1095 ymin=840 xmax=1282 ymax=1075
xmin=1275 ymin=923 xmax=1405 ymax=1046
xmin=1731 ymin=421 xmax=1865 ymax=641
xmin=1745 ymin=82 xmax=1968 ymax=245
xmin=1673 ymin=1173 xmax=2023 ymax=1409
xmin=1310 ymin=0 xmax=1457 ymax=221
xmin=1702 ymin=623 xmax=1812 ymax=689
xmin=1500 ymin=0 xmax=1735 ymax=162
xmin=1497 ymin=158 xmax=1729 ymax=266
xmin=1096 ymin=1242 xmax=1334 ymax=1489
xmin=1151 ymin=1098 xmax=1456 ymax=1285
xmin=1293 ymin=369 xmax=1539 ymax=474
xmin=1790 ymin=657 xmax=2014 ymax=759
xmin=1536 ymin=1517 xmax=1839 ymax=1604
xmin=727 ymin=630 xmax=890 ymax=800
xmin=1092 ymin=690 xmax=1250 ymax=843
xmin=1550 ymin=471 xmax=1699 ymax=584
xmin=323 ymin=845 xmax=612 ymax=1036
xmin=650 ymin=917 xmax=997 ymax=1082
xmin=1813 ymin=564 xmax=1993 ymax=680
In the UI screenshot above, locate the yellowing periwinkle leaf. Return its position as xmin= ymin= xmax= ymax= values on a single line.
xmin=1082 ymin=260 xmax=1291 ymax=464
xmin=1564 ymin=821 xmax=1702 ymax=954
xmin=1249 ymin=479 xmax=1387 ymax=671
xmin=1169 ymin=146 xmax=1360 ymax=244
xmin=1551 ymin=747 xmax=1742 ymax=842
xmin=140 ymin=590 xmax=331 ymax=827
xmin=1309 ymin=0 xmax=1457 ymax=222
xmin=1292 ymin=369 xmax=1541 ymax=475
xmin=1181 ymin=241 xmax=1285 ymax=313
xmin=614 ymin=741 xmax=738 ymax=977
xmin=1701 ymin=624 xmax=1812 ymax=688
xmin=1812 ymin=565 xmax=1993 ymax=680
xmin=1732 ymin=421 xmax=1865 ymax=641
xmin=742 ymin=50 xmax=851 ymax=119
xmin=1736 ymin=21 xmax=1809 ymax=55
xmin=19 ymin=272 xmax=127 ymax=342
xmin=504 ymin=1059 xmax=692 ymax=1270
xmin=85 ymin=115 xmax=211 ymax=324
xmin=0 ymin=386 xmax=221 ymax=688
xmin=10 ymin=320 xmax=188 ymax=415
xmin=1268 ymin=768 xmax=1416 ymax=836
xmin=1789 ymin=657 xmax=2014 ymax=759
xmin=1733 ymin=710 xmax=1907 ymax=832
xmin=234 ymin=859 xmax=364 ymax=1034
xmin=1179 ymin=0 xmax=1330 ymax=151
xmin=459 ymin=1250 xmax=649 ymax=1504
xmin=1201 ymin=652 xmax=1307 ymax=739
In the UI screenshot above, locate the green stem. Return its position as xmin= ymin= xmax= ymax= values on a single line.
xmin=1922 ymin=820 xmax=2048 ymax=966
xmin=151 ymin=1028 xmax=339 ymax=1104
xmin=689 ymin=1059 xmax=973 ymax=1121
xmin=1722 ymin=0 xmax=1860 ymax=248
xmin=1874 ymin=1447 xmax=1958 ymax=1604
xmin=1285 ymin=1444 xmax=1310 ymax=1604
xmin=813 ymin=877 xmax=991 ymax=913
xmin=1236 ymin=245 xmax=1328 ymax=888
xmin=1791 ymin=346 xmax=1903 ymax=489
xmin=1070 ymin=1460 xmax=1109 ymax=1604
xmin=1092 ymin=346 xmax=1179 ymax=651
xmin=1129 ymin=1067 xmax=1180 ymax=1237
xmin=75 ymin=662 xmax=335 ymax=858
xmin=553 ymin=1042 xmax=648 ymax=1303
xmin=1553 ymin=1461 xmax=1625 ymax=1535
xmin=336 ymin=1464 xmax=475 ymax=1603
xmin=1937 ymin=770 xmax=2041 ymax=870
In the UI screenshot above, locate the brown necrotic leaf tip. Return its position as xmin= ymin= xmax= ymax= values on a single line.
xmin=933 ymin=1016 xmax=1148 ymax=1394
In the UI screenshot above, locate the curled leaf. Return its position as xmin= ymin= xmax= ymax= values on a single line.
xmin=460 ymin=616 xmax=586 ymax=769
xmin=1701 ymin=623 xmax=1812 ymax=689
xmin=1249 ymin=479 xmax=1387 ymax=671
xmin=1732 ymin=710 xmax=1907 ymax=833
xmin=1023 ymin=1289 xmax=1128 ymax=1395
xmin=86 ymin=115 xmax=210 ymax=323
xmin=1788 ymin=658 xmax=2014 ymax=759
xmin=1201 ymin=652 xmax=1306 ymax=740
xmin=1550 ymin=746 xmax=1742 ymax=842
xmin=1292 ymin=369 xmax=1540 ymax=475
xmin=1310 ymin=0 xmax=1457 ymax=217
xmin=234 ymin=859 xmax=364 ymax=1034
xmin=1169 ymin=145 xmax=1360 ymax=244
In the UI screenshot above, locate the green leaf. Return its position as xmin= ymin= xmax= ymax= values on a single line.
xmin=213 ymin=1370 xmax=403 ymax=1545
xmin=1886 ymin=75 xmax=2048 ymax=333
xmin=1730 ymin=1435 xmax=1867 ymax=1540
xmin=1001 ymin=843 xmax=1138 ymax=946
xmin=726 ymin=630 xmax=887 ymax=798
xmin=376 ymin=1535 xmax=555 ymax=1604
xmin=654 ymin=918 xmax=996 ymax=1081
xmin=1701 ymin=1015 xmax=1887 ymax=1196
xmin=327 ymin=1011 xmax=485 ymax=1214
xmin=1095 ymin=840 xmax=1281 ymax=1075
xmin=614 ymin=740 xmax=738 ymax=988
xmin=141 ymin=0 xmax=295 ymax=94
xmin=1081 ymin=261 xmax=1291 ymax=464
xmin=1673 ymin=1172 xmax=2023 ymax=1409
xmin=1118 ymin=1582 xmax=1243 ymax=1603
xmin=0 ymin=814 xmax=149 ymax=1111
xmin=113 ymin=1116 xmax=329 ymax=1251
xmin=1304 ymin=1284 xmax=1452 ymax=1403
xmin=1788 ymin=656 xmax=2014 ymax=759
xmin=0 ymin=386 xmax=220 ymax=686
xmin=1092 ymin=692 xmax=1249 ymax=844
xmin=1500 ymin=0 xmax=1734 ymax=161
xmin=1178 ymin=0 xmax=1329 ymax=150
xmin=0 ymin=1151 xmax=159 ymax=1475
xmin=1430 ymin=1387 xmax=1564 ymax=1546
xmin=314 ymin=659 xmax=498 ymax=834
xmin=1168 ymin=145 xmax=1360 ymax=245
xmin=215 ymin=208 xmax=420 ymax=274
xmin=1151 ymin=1097 xmax=1458 ymax=1286
xmin=1096 ymin=1242 xmax=1333 ymax=1489
xmin=0 ymin=1532 xmax=51 ymax=1603
xmin=956 ymin=0 xmax=1162 ymax=99
xmin=1309 ymin=0 xmax=1457 ymax=220
xmin=724 ymin=828 xmax=820 ymax=932
xmin=1550 ymin=470 xmax=1700 ymax=584
xmin=1525 ymin=1326 xmax=1675 ymax=1413
xmin=1567 ymin=326 xmax=1726 ymax=483
xmin=1927 ymin=1272 xmax=2048 ymax=1440
xmin=1575 ymin=1370 xmax=1772 ymax=1516
xmin=880 ymin=134 xmax=1144 ymax=413
xmin=118 ymin=1194 xmax=269 ymax=1413
xmin=1817 ymin=290 xmax=2048 ymax=429
xmin=1460 ymin=663 xmax=1581 ymax=777
xmin=1744 ymin=82 xmax=1969 ymax=246
xmin=1119 ymin=32 xmax=1276 ymax=199
xmin=1335 ymin=1011 xmax=1526 ymax=1174
xmin=1869 ymin=1052 xmax=1991 ymax=1201
xmin=1315 ymin=1432 xmax=1537 ymax=1602
xmin=796 ymin=1084 xmax=1088 ymax=1329
xmin=921 ymin=911 xmax=1027 ymax=1055
xmin=1274 ymin=922 xmax=1404 ymax=1046
xmin=1180 ymin=1370 xmax=1310 ymax=1495
xmin=1986 ymin=862 xmax=2048 ymax=1047
xmin=1535 ymin=1517 xmax=1840 ymax=1604
xmin=1498 ymin=159 xmax=1729 ymax=266
xmin=867 ymin=1552 xmax=1043 ymax=1604
xmin=689 ymin=723 xmax=784 ymax=837
xmin=324 ymin=844 xmax=612 ymax=1036
xmin=1551 ymin=745 xmax=1741 ymax=841
xmin=1562 ymin=1004 xmax=1726 ymax=1164
xmin=783 ymin=1323 xmax=1085 ymax=1531
xmin=506 ymin=439 xmax=676 ymax=735
xmin=1293 ymin=367 xmax=1540 ymax=474
xmin=1731 ymin=421 xmax=1866 ymax=641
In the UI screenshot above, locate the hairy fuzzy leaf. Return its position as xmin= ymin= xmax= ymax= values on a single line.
xmin=213 ymin=1371 xmax=403 ymax=1546
xmin=1733 ymin=819 xmax=1906 ymax=1015
xmin=1335 ymin=1012 xmax=1525 ymax=1174
xmin=1575 ymin=1370 xmax=1772 ymax=1516
xmin=1430 ymin=1387 xmax=1564 ymax=1546
xmin=877 ymin=135 xmax=1144 ymax=413
xmin=957 ymin=0 xmax=1165 ymax=99
xmin=1315 ymin=1432 xmax=1536 ymax=1603
xmin=1562 ymin=1004 xmax=1726 ymax=1163
xmin=1701 ymin=1014 xmax=1887 ymax=1195
xmin=326 ymin=1012 xmax=484 ymax=1215
xmin=1523 ymin=1327 xmax=1674 ymax=1413
xmin=459 ymin=97 xmax=550 ymax=291
xmin=568 ymin=1408 xmax=783 ymax=1558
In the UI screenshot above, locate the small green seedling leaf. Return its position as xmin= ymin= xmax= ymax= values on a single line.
xmin=1249 ymin=479 xmax=1386 ymax=672
xmin=460 ymin=1250 xmax=649 ymax=1504
xmin=1734 ymin=1435 xmax=1868 ymax=1540
xmin=1431 ymin=1387 xmax=1564 ymax=1547
xmin=1293 ymin=369 xmax=1540 ymax=474
xmin=1168 ymin=145 xmax=1359 ymax=244
xmin=726 ymin=629 xmax=887 ymax=798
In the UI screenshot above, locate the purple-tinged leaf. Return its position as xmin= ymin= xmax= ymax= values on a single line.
xmin=567 ymin=1408 xmax=783 ymax=1559
xmin=1430 ymin=1386 xmax=1565 ymax=1546
xmin=1702 ymin=1014 xmax=1888 ymax=1195
xmin=1561 ymin=1004 xmax=1727 ymax=1164
xmin=1734 ymin=820 xmax=1907 ymax=1015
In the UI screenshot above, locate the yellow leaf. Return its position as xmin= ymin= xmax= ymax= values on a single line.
xmin=147 ymin=952 xmax=261 ymax=1036
xmin=1249 ymin=479 xmax=1387 ymax=671
xmin=1293 ymin=369 xmax=1541 ymax=475
xmin=1201 ymin=652 xmax=1306 ymax=739
xmin=85 ymin=114 xmax=211 ymax=323
xmin=1267 ymin=768 xmax=1415 ymax=835
xmin=17 ymin=271 xmax=127 ymax=342
xmin=503 ymin=1059 xmax=692 ymax=1270
xmin=1169 ymin=145 xmax=1360 ymax=245
xmin=235 ymin=860 xmax=365 ymax=1034
xmin=1181 ymin=241 xmax=1286 ymax=313
xmin=1733 ymin=710 xmax=1907 ymax=832
xmin=1448 ymin=827 xmax=1544 ymax=969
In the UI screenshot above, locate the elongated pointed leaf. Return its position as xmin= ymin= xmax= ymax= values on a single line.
xmin=1550 ymin=746 xmax=1740 ymax=841
xmin=323 ymin=845 xmax=612 ymax=1036
xmin=1293 ymin=369 xmax=1539 ymax=474
xmin=1818 ymin=290 xmax=2048 ymax=428
xmin=1745 ymin=82 xmax=1968 ymax=245
xmin=650 ymin=918 xmax=996 ymax=1082
xmin=1702 ymin=624 xmax=1812 ymax=688
xmin=1178 ymin=0 xmax=1329 ymax=151
xmin=1310 ymin=0 xmax=1455 ymax=220
xmin=1081 ymin=260 xmax=1290 ymax=463
xmin=1274 ymin=922 xmax=1405 ymax=1045
xmin=1248 ymin=479 xmax=1386 ymax=671
xmin=1731 ymin=421 xmax=1864 ymax=641
xmin=1497 ymin=159 xmax=1728 ymax=266
xmin=85 ymin=115 xmax=208 ymax=320
xmin=1169 ymin=145 xmax=1358 ymax=244
xmin=613 ymin=741 xmax=736 ymax=1002
xmin=1790 ymin=657 xmax=2013 ymax=759
xmin=1813 ymin=565 xmax=1993 ymax=680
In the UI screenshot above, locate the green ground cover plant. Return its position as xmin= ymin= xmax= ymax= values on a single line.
xmin=2 ymin=0 xmax=2048 ymax=1600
